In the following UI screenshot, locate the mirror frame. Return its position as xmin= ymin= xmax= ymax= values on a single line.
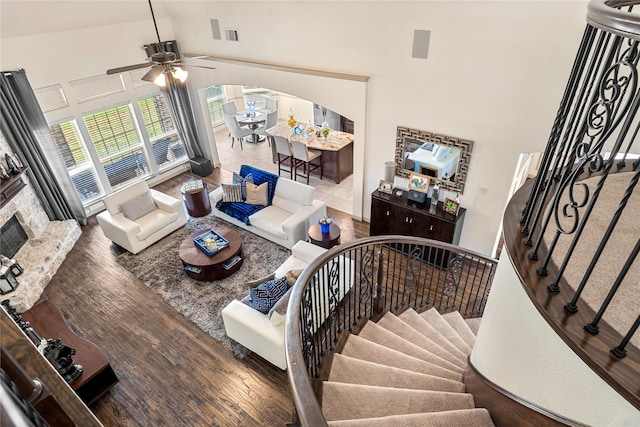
xmin=394 ymin=126 xmax=473 ymax=195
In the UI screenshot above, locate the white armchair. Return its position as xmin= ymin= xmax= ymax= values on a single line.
xmin=97 ymin=181 xmax=187 ymax=254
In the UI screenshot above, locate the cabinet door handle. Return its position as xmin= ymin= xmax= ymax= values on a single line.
xmin=386 ymin=210 xmax=390 ymax=216
xmin=430 ymin=225 xmax=433 ymax=231
xmin=410 ymin=218 xmax=413 ymax=224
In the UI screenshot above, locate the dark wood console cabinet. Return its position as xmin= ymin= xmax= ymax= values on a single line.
xmin=370 ymin=190 xmax=466 ymax=266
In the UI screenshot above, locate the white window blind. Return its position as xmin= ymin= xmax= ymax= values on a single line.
xmin=49 ymin=120 xmax=103 ymax=202
xmin=69 ymin=74 xmax=125 ymax=104
xmin=129 ymin=69 xmax=152 ymax=89
xmin=138 ymin=94 xmax=187 ymax=169
xmin=83 ymin=104 xmax=149 ymax=189
xmin=35 ymin=84 xmax=68 ymax=112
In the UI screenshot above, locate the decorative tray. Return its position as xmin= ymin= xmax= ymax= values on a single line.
xmin=193 ymin=230 xmax=229 ymax=256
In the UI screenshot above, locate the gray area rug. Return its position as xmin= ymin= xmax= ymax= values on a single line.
xmin=116 ymin=215 xmax=291 ymax=359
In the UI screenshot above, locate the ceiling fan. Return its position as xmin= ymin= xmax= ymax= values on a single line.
xmin=106 ymin=0 xmax=214 ymax=86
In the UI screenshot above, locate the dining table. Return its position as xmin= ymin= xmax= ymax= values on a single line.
xmin=266 ymin=122 xmax=354 ymax=184
xmin=236 ymin=113 xmax=266 ymax=143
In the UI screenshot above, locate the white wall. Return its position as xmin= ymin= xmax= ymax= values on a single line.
xmin=472 ymin=256 xmax=640 ymax=426
xmin=0 ymin=1 xmax=589 ymax=255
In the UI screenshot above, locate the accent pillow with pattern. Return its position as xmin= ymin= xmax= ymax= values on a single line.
xmin=250 ymin=277 xmax=288 ymax=314
xmin=232 ymin=172 xmax=253 ymax=200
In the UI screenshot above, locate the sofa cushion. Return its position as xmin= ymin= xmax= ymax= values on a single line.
xmin=271 ymin=195 xmax=304 ymax=213
xmin=135 ymin=209 xmax=179 ymax=241
xmin=120 ymin=190 xmax=157 ymax=220
xmin=250 ymin=277 xmax=288 ymax=314
xmin=222 ymin=183 xmax=243 ymax=203
xmin=273 ymin=178 xmax=315 ymax=207
xmin=215 ymin=200 xmax=266 ymax=225
xmin=233 ymin=172 xmax=253 ymax=200
xmin=239 ymin=165 xmax=279 ymax=205
xmin=245 ymin=182 xmax=268 ymax=205
xmin=249 ymin=206 xmax=290 ymax=240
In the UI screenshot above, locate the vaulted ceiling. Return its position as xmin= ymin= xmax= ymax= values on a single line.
xmin=0 ymin=1 xmax=172 ymax=39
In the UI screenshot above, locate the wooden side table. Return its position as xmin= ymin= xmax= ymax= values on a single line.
xmin=308 ymin=223 xmax=341 ymax=249
xmin=181 ymin=181 xmax=211 ymax=217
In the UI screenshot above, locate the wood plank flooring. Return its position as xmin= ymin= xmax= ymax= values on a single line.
xmin=38 ymin=169 xmax=369 ymax=426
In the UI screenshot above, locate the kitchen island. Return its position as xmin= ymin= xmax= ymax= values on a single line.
xmin=266 ymin=122 xmax=354 ymax=183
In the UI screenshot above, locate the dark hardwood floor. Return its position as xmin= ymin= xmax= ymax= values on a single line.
xmin=39 ymin=169 xmax=369 ymax=426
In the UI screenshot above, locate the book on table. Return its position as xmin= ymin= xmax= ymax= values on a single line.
xmin=222 ymin=256 xmax=242 ymax=270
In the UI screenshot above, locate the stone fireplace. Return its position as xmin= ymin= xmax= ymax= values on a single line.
xmin=0 ymin=132 xmax=81 ymax=312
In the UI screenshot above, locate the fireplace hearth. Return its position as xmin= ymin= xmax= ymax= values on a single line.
xmin=1 ymin=215 xmax=28 ymax=258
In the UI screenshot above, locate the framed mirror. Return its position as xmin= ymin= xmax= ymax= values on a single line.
xmin=394 ymin=126 xmax=473 ymax=194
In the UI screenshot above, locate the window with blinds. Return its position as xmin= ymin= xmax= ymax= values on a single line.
xmin=241 ymin=86 xmax=268 ymax=109
xmin=49 ymin=120 xmax=103 ymax=202
xmin=138 ymin=94 xmax=187 ymax=169
xmin=83 ymin=105 xmax=149 ymax=189
xmin=69 ymin=74 xmax=125 ymax=103
xmin=35 ymin=84 xmax=69 ymax=112
xmin=205 ymin=85 xmax=227 ymax=127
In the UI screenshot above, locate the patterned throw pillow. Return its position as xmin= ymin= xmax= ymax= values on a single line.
xmin=222 ymin=183 xmax=243 ymax=202
xmin=250 ymin=277 xmax=288 ymax=314
xmin=232 ymin=172 xmax=253 ymax=200
xmin=120 ymin=190 xmax=157 ymax=220
xmin=245 ymin=182 xmax=268 ymax=205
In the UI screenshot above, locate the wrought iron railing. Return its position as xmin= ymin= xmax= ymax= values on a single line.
xmin=285 ymin=236 xmax=497 ymax=426
xmin=511 ymin=0 xmax=640 ymax=410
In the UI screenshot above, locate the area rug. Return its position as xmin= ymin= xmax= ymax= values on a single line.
xmin=116 ymin=215 xmax=291 ymax=359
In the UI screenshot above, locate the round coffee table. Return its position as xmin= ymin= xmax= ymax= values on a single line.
xmin=179 ymin=228 xmax=243 ymax=281
xmin=308 ymin=223 xmax=341 ymax=249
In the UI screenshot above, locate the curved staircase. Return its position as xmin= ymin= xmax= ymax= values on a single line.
xmin=321 ymin=308 xmax=494 ymax=426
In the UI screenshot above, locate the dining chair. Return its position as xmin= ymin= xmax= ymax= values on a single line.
xmin=272 ymin=135 xmax=294 ymax=179
xmin=222 ymin=101 xmax=238 ymax=116
xmin=223 ymin=114 xmax=252 ymax=150
xmin=291 ymin=140 xmax=322 ymax=184
xmin=256 ymin=110 xmax=278 ymax=145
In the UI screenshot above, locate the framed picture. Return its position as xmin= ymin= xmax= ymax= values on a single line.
xmin=378 ymin=179 xmax=393 ymax=194
xmin=443 ymin=198 xmax=460 ymax=216
xmin=408 ymin=172 xmax=431 ymax=194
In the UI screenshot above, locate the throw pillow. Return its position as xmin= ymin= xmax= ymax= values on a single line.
xmin=285 ymin=269 xmax=304 ymax=287
xmin=222 ymin=183 xmax=243 ymax=202
xmin=245 ymin=182 xmax=268 ymax=205
xmin=250 ymin=277 xmax=288 ymax=314
xmin=233 ymin=172 xmax=253 ymax=200
xmin=120 ymin=190 xmax=157 ymax=220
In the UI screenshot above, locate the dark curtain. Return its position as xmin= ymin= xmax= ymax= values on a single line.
xmin=161 ymin=75 xmax=204 ymax=159
xmin=0 ymin=69 xmax=87 ymax=225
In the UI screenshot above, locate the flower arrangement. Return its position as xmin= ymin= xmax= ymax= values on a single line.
xmin=318 ymin=215 xmax=333 ymax=225
xmin=287 ymin=108 xmax=297 ymax=129
xmin=318 ymin=215 xmax=332 ymax=233
xmin=320 ymin=121 xmax=330 ymax=140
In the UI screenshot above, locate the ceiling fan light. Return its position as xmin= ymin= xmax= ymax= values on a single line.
xmin=172 ymin=66 xmax=188 ymax=83
xmin=154 ymin=72 xmax=166 ymax=87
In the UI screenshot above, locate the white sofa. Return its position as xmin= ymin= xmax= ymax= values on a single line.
xmin=209 ymin=171 xmax=326 ymax=249
xmin=97 ymin=181 xmax=187 ymax=254
xmin=222 ymin=240 xmax=327 ymax=369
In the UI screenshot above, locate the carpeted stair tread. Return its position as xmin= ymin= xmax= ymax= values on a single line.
xmin=398 ymin=309 xmax=467 ymax=366
xmin=418 ymin=308 xmax=473 ymax=355
xmin=377 ymin=311 xmax=467 ymax=369
xmin=442 ymin=311 xmax=477 ymax=348
xmin=328 ymin=353 xmax=465 ymax=393
xmin=466 ymin=317 xmax=482 ymax=336
xmin=340 ymin=335 xmax=462 ymax=382
xmin=358 ymin=322 xmax=464 ymax=373
xmin=326 ymin=409 xmax=495 ymax=427
xmin=322 ymin=382 xmax=476 ymax=421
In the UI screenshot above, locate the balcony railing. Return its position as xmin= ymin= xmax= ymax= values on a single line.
xmin=285 ymin=236 xmax=497 ymax=426
xmin=513 ymin=0 xmax=640 ymax=410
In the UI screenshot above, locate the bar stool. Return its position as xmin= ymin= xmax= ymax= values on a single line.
xmin=273 ymin=136 xmax=294 ymax=178
xmin=291 ymin=140 xmax=322 ymax=184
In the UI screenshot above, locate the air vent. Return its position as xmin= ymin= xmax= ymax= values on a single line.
xmin=225 ymin=29 xmax=239 ymax=42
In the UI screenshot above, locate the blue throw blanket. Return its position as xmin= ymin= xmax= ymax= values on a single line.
xmin=216 ymin=165 xmax=280 ymax=225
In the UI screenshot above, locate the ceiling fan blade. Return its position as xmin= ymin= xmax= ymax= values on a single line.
xmin=141 ymin=65 xmax=165 ymax=83
xmin=106 ymin=63 xmax=151 ymax=75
